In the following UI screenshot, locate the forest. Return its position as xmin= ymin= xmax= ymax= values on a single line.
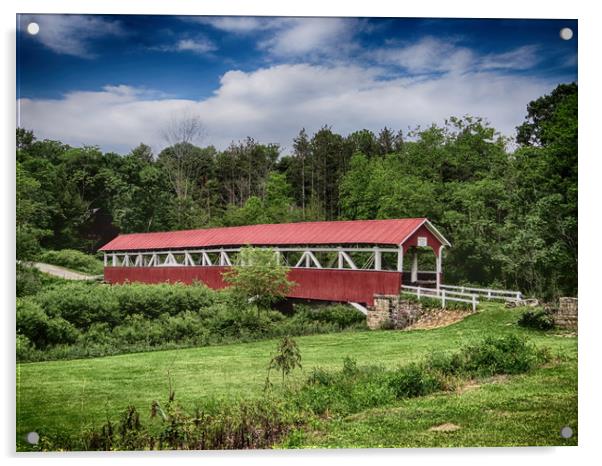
xmin=16 ymin=83 xmax=577 ymax=299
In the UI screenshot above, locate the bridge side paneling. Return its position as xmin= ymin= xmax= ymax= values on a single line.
xmin=286 ymin=269 xmax=401 ymax=305
xmin=104 ymin=266 xmax=229 ymax=288
xmin=104 ymin=267 xmax=401 ymax=305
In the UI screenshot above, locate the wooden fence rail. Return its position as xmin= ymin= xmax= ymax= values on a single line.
xmin=401 ymin=285 xmax=478 ymax=312
xmin=439 ymin=284 xmax=522 ymax=301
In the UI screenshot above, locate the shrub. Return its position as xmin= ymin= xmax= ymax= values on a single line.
xmin=111 ymin=314 xmax=167 ymax=346
xmin=17 ymin=299 xmax=80 ymax=348
xmin=16 ymin=334 xmax=36 ymax=360
xmin=425 ymin=350 xmax=466 ymax=376
xmin=39 ymin=249 xmax=104 ymax=275
xmin=461 ymin=334 xmax=549 ymax=376
xmin=18 ymin=281 xmax=369 ymax=362
xmin=16 ymin=300 xmax=48 ymax=345
xmin=295 ymin=362 xmax=394 ymax=416
xmin=111 ymin=283 xmax=216 ymax=319
xmin=33 ymin=282 xmax=120 ymax=329
xmin=387 ymin=363 xmax=443 ymax=398
xmin=293 ymin=304 xmax=366 ymax=328
xmin=306 ymin=367 xmax=336 ymax=386
xmin=39 ymin=396 xmax=298 ymax=451
xmin=518 ymin=309 xmax=555 ymax=330
xmin=78 ymin=322 xmax=114 ymax=346
xmin=16 ymin=263 xmax=42 ymax=297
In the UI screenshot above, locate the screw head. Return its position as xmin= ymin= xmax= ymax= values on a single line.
xmin=560 ymin=28 xmax=573 ymax=40
xmin=560 ymin=426 xmax=573 ymax=439
xmin=26 ymin=22 xmax=39 ymax=35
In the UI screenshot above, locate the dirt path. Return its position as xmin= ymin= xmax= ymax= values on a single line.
xmin=31 ymin=262 xmax=102 ymax=281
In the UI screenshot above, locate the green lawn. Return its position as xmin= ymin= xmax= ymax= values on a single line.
xmin=16 ymin=304 xmax=577 ymax=449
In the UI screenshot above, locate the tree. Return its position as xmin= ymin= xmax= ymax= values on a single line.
xmin=130 ymin=143 xmax=154 ymax=163
xmin=516 ymin=82 xmax=577 ymax=146
xmin=159 ymin=113 xmax=206 ymax=226
xmin=265 ymin=336 xmax=302 ymax=388
xmin=293 ymin=129 xmax=310 ymax=217
xmin=377 ymin=126 xmax=395 ymax=155
xmin=347 ymin=129 xmax=379 ymax=158
xmin=16 ymin=161 xmax=47 ymax=259
xmin=309 ymin=126 xmax=352 ymax=219
xmin=505 ymin=83 xmax=577 ymax=298
xmin=223 ymin=247 xmax=294 ymax=312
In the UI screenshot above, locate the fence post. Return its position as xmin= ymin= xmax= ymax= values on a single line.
xmin=417 ymin=287 xmax=421 ymax=300
xmin=442 ymin=289 xmax=446 ymax=308
xmin=472 ymin=295 xmax=476 ymax=312
xmin=487 ymin=289 xmax=492 ymax=300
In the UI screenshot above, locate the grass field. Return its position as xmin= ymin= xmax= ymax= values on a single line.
xmin=16 ymin=304 xmax=577 ymax=449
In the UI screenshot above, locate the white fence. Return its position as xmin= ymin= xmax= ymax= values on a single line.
xmin=439 ymin=284 xmax=522 ymax=302
xmin=401 ymin=285 xmax=478 ymax=312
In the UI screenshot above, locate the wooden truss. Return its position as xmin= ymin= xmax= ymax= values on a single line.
xmin=103 ymin=245 xmax=444 ymax=288
xmin=104 ymin=246 xmax=404 ymax=271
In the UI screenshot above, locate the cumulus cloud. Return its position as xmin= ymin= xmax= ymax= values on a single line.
xmin=17 ymin=63 xmax=556 ymax=154
xmin=194 ymin=16 xmax=358 ymax=59
xmin=19 ymin=14 xmax=125 ymax=58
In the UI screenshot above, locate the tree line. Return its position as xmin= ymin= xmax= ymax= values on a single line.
xmin=16 ymin=83 xmax=577 ymax=299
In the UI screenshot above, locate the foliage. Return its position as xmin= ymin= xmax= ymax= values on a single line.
xmin=16 ymin=263 xmax=42 ymax=297
xmin=17 ymin=299 xmax=80 ymax=348
xmin=18 ymin=305 xmax=574 ymax=450
xmin=39 ymin=249 xmax=104 ymax=275
xmin=15 ymin=83 xmax=577 ymax=300
xmin=37 ymin=392 xmax=300 ymax=451
xmin=518 ymin=308 xmax=556 ymax=331
xmin=458 ymin=334 xmax=549 ymax=376
xmin=387 ymin=363 xmax=444 ymax=398
xmin=291 ymin=303 xmax=367 ymax=328
xmin=17 ymin=281 xmax=365 ymax=362
xmin=266 ymin=336 xmax=302 ymax=386
xmin=223 ymin=247 xmax=295 ymax=310
xmin=31 ymin=334 xmax=552 ymax=450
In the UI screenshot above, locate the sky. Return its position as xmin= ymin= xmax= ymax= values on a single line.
xmin=16 ymin=15 xmax=578 ymax=154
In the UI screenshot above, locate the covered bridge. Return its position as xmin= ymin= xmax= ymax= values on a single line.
xmin=99 ymin=218 xmax=451 ymax=306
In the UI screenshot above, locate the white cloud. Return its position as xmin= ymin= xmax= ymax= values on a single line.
xmin=20 ymin=14 xmax=125 ymax=58
xmin=154 ymin=38 xmax=217 ymax=55
xmin=375 ymin=37 xmax=475 ymax=74
xmin=375 ymin=37 xmax=541 ymax=74
xmin=17 ymin=64 xmax=556 ymax=154
xmin=480 ymin=45 xmax=540 ymax=70
xmin=258 ymin=18 xmax=357 ymax=58
xmin=193 ymin=16 xmax=284 ymax=34
xmin=195 ymin=16 xmax=358 ymax=59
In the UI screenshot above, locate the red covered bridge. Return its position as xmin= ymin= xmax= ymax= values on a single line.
xmin=99 ymin=218 xmax=451 ymax=307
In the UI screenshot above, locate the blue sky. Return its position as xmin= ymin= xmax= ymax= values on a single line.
xmin=17 ymin=15 xmax=577 ymax=153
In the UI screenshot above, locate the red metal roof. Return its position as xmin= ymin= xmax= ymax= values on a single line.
xmin=99 ymin=218 xmax=431 ymax=251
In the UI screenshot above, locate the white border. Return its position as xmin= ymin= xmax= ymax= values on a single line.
xmin=3 ymin=1 xmax=600 ymax=465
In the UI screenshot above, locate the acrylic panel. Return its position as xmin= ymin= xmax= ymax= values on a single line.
xmin=16 ymin=14 xmax=578 ymax=451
